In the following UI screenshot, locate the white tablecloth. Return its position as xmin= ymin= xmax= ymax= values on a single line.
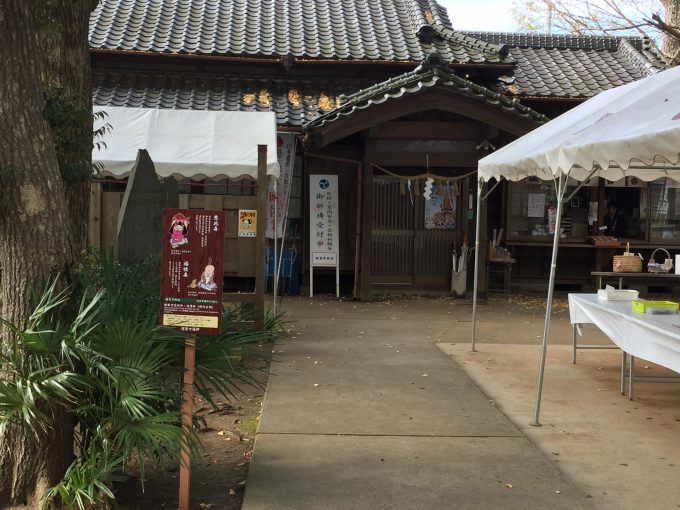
xmin=569 ymin=294 xmax=680 ymax=373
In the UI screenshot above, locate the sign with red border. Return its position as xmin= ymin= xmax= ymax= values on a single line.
xmin=160 ymin=208 xmax=225 ymax=336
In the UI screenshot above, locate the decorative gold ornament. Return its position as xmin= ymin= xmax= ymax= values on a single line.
xmin=506 ymin=84 xmax=521 ymax=95
xmin=258 ymin=89 xmax=270 ymax=106
xmin=318 ymin=93 xmax=332 ymax=111
xmin=243 ymin=92 xmax=255 ymax=105
xmin=288 ymin=88 xmax=301 ymax=107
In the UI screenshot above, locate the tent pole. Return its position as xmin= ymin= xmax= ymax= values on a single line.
xmin=531 ymin=172 xmax=567 ymax=427
xmin=471 ymin=177 xmax=484 ymax=352
xmin=273 ymin=178 xmax=278 ymax=315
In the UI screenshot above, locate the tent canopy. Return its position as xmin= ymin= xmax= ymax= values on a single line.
xmin=472 ymin=63 xmax=680 ymax=426
xmin=478 ymin=65 xmax=680 ymax=183
xmin=93 ymin=107 xmax=280 ymax=180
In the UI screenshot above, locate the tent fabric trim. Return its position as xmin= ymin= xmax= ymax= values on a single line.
xmin=478 ymin=65 xmax=680 ymax=183
xmin=93 ymin=106 xmax=280 ymax=180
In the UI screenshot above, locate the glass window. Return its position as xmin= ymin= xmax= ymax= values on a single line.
xmin=508 ymin=178 xmax=593 ymax=239
xmin=602 ymin=178 xmax=645 ymax=239
xmin=650 ymin=178 xmax=680 ymax=242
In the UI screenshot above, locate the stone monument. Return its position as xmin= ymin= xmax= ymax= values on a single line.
xmin=117 ymin=149 xmax=179 ymax=265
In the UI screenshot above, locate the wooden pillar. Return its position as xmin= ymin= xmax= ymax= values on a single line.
xmin=254 ymin=145 xmax=267 ymax=329
xmin=359 ymin=141 xmax=374 ymax=301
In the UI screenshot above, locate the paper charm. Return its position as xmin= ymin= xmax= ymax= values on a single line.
xmin=423 ymin=177 xmax=434 ymax=201
xmin=407 ymin=179 xmax=414 ymax=205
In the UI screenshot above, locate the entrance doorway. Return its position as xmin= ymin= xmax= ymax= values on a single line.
xmin=370 ymin=176 xmax=458 ymax=289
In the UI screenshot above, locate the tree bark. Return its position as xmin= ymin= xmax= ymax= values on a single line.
xmin=35 ymin=0 xmax=99 ymax=256
xmin=661 ymin=0 xmax=680 ymax=58
xmin=0 ymin=1 xmax=75 ymax=507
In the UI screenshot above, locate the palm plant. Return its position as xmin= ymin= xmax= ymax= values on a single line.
xmin=0 ymin=251 xmax=282 ymax=509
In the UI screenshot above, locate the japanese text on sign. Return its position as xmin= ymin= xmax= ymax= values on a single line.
xmin=160 ymin=209 xmax=225 ymax=336
xmin=309 ymin=175 xmax=339 ymax=267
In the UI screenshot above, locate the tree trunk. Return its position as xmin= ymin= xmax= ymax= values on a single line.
xmin=661 ymin=0 xmax=680 ymax=58
xmin=0 ymin=2 xmax=75 ymax=507
xmin=36 ymin=0 xmax=99 ymax=256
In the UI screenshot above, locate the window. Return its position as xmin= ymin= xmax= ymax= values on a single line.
xmin=602 ymin=178 xmax=645 ymax=239
xmin=508 ymin=178 xmax=593 ymax=240
xmin=650 ymin=178 xmax=680 ymax=241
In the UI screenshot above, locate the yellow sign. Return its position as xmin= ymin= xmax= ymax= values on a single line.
xmin=238 ymin=209 xmax=257 ymax=237
xmin=162 ymin=314 xmax=219 ymax=328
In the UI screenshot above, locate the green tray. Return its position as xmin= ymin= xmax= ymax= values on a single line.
xmin=631 ymin=300 xmax=679 ymax=314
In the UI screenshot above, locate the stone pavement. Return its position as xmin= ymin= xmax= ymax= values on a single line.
xmin=242 ymin=297 xmax=593 ymax=510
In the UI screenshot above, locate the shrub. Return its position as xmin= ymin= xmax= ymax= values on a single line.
xmin=0 ymin=251 xmax=280 ymax=509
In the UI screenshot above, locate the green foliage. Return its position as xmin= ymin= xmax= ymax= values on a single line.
xmin=0 ymin=250 xmax=282 ymax=509
xmin=43 ymin=88 xmax=110 ymax=185
xmin=42 ymin=433 xmax=124 ymax=510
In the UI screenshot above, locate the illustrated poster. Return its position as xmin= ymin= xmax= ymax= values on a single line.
xmin=238 ymin=210 xmax=257 ymax=237
xmin=160 ymin=208 xmax=225 ymax=336
xmin=425 ymin=183 xmax=457 ymax=230
xmin=309 ymin=175 xmax=339 ymax=267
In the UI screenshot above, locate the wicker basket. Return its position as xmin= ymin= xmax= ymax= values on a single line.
xmin=648 ymin=248 xmax=673 ymax=273
xmin=613 ymin=254 xmax=642 ymax=273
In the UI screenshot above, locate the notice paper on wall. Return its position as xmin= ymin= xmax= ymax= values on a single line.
xmin=527 ymin=193 xmax=545 ymax=217
xmin=548 ymin=207 xmax=557 ymax=234
xmin=588 ymin=201 xmax=599 ymax=225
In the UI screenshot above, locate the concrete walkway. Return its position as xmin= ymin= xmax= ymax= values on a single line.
xmin=242 ymin=297 xmax=593 ymax=510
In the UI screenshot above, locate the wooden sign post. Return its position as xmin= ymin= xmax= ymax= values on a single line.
xmin=159 ymin=208 xmax=225 ymax=510
xmin=178 ymin=336 xmax=195 ymax=510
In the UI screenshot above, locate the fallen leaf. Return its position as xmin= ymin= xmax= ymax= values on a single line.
xmin=505 ymin=483 xmax=513 ymax=489
xmin=229 ymin=489 xmax=237 ymax=496
xmin=216 ymin=430 xmax=225 ymax=436
xmin=313 ymin=383 xmax=319 ymax=387
xmin=554 ymin=490 xmax=561 ymax=494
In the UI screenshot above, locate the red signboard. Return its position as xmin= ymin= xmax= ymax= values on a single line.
xmin=160 ymin=208 xmax=225 ymax=336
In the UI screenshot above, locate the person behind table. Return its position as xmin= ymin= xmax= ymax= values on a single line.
xmin=603 ymin=203 xmax=626 ymax=237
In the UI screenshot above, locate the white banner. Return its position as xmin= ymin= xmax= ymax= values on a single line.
xmin=266 ymin=133 xmax=297 ymax=238
xmin=309 ymin=175 xmax=339 ymax=267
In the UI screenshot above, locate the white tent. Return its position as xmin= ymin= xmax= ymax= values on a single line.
xmin=471 ymin=64 xmax=680 ymax=425
xmin=93 ymin=106 xmax=280 ymax=180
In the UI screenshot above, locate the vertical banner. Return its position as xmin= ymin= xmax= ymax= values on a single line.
xmin=266 ymin=133 xmax=297 ymax=238
xmin=309 ymin=175 xmax=339 ymax=267
xmin=160 ymin=208 xmax=225 ymax=336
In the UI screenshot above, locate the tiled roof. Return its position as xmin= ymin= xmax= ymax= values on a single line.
xmin=89 ymin=0 xmax=508 ymax=64
xmin=92 ymin=69 xmax=372 ymax=126
xmin=463 ymin=32 xmax=638 ymax=50
xmin=304 ymin=53 xmax=549 ymax=131
xmin=465 ymin=31 xmax=666 ymax=97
